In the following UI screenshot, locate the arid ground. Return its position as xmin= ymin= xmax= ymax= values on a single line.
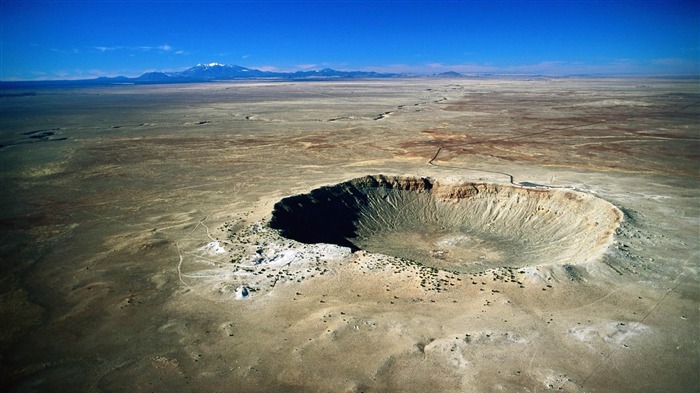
xmin=1 ymin=78 xmax=698 ymax=392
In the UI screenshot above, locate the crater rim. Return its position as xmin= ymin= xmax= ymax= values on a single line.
xmin=268 ymin=174 xmax=623 ymax=273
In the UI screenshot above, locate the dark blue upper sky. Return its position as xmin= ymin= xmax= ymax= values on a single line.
xmin=1 ymin=0 xmax=698 ymax=80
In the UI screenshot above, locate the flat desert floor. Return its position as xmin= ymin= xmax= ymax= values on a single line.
xmin=0 ymin=78 xmax=698 ymax=392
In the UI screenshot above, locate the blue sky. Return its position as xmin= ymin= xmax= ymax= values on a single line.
xmin=1 ymin=0 xmax=698 ymax=80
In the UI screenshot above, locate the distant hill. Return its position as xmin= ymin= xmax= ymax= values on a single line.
xmin=435 ymin=71 xmax=463 ymax=77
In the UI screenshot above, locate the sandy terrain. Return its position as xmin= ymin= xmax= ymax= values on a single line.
xmin=0 ymin=78 xmax=698 ymax=392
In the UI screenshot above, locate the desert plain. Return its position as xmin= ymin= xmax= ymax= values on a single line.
xmin=0 ymin=77 xmax=698 ymax=392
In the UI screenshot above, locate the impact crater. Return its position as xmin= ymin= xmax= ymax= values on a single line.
xmin=269 ymin=175 xmax=622 ymax=273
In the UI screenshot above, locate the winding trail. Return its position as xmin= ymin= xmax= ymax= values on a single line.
xmin=426 ymin=118 xmax=627 ymax=187
xmin=428 ymin=146 xmax=517 ymax=185
xmin=426 ymin=99 xmax=700 ymax=186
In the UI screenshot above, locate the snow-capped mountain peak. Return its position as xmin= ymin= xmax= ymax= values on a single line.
xmin=195 ymin=62 xmax=225 ymax=68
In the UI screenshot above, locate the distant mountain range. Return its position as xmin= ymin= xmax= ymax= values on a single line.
xmin=2 ymin=63 xmax=435 ymax=87
xmin=2 ymin=64 xmax=592 ymax=88
xmin=129 ymin=62 xmax=402 ymax=83
xmin=4 ymin=65 xmax=690 ymax=88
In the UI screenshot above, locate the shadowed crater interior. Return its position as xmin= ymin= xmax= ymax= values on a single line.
xmin=269 ymin=175 xmax=622 ymax=272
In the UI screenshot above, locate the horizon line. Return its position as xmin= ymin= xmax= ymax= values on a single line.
xmin=2 ymin=62 xmax=699 ymax=82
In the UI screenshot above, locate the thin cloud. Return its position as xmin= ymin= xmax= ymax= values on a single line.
xmin=94 ymin=46 xmax=120 ymax=52
xmin=295 ymin=64 xmax=317 ymax=70
xmin=50 ymin=47 xmax=80 ymax=54
xmin=98 ymin=44 xmax=179 ymax=53
xmin=357 ymin=63 xmax=496 ymax=74
xmin=40 ymin=68 xmax=111 ymax=80
xmin=93 ymin=44 xmax=183 ymax=54
xmin=255 ymin=65 xmax=280 ymax=72
xmin=652 ymin=57 xmax=695 ymax=67
xmin=355 ymin=59 xmax=699 ymax=75
xmin=142 ymin=44 xmax=175 ymax=53
xmin=651 ymin=58 xmax=699 ymax=73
